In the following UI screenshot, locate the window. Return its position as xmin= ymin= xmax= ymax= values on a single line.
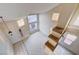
xmin=28 ymin=15 xmax=37 ymax=23
xmin=28 ymin=14 xmax=39 ymax=33
xmin=52 ymin=13 xmax=60 ymax=21
xmin=73 ymin=16 xmax=79 ymax=26
xmin=64 ymin=34 xmax=77 ymax=45
xmin=17 ymin=19 xmax=25 ymax=27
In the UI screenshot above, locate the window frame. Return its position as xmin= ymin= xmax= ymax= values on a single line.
xmin=27 ymin=14 xmax=39 ymax=34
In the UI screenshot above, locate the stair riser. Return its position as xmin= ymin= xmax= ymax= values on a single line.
xmin=48 ymin=39 xmax=57 ymax=47
xmin=51 ymin=31 xmax=61 ymax=38
xmin=44 ymin=45 xmax=54 ymax=55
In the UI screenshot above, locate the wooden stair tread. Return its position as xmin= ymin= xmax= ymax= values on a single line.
xmin=53 ymin=26 xmax=64 ymax=34
xmin=45 ymin=41 xmax=55 ymax=51
xmin=48 ymin=34 xmax=59 ymax=42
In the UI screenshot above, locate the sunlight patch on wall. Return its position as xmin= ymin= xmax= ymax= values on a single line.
xmin=52 ymin=13 xmax=60 ymax=21
xmin=64 ymin=34 xmax=77 ymax=45
xmin=17 ymin=19 xmax=25 ymax=27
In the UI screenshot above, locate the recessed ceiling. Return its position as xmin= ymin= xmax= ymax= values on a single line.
xmin=0 ymin=3 xmax=59 ymax=20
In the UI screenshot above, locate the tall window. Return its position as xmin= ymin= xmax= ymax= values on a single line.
xmin=28 ymin=14 xmax=39 ymax=33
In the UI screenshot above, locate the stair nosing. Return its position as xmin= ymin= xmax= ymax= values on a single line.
xmin=48 ymin=34 xmax=59 ymax=42
xmin=45 ymin=41 xmax=55 ymax=51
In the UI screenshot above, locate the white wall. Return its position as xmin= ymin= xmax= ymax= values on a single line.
xmin=39 ymin=4 xmax=78 ymax=36
xmin=59 ymin=7 xmax=79 ymax=54
xmin=69 ymin=7 xmax=79 ymax=29
xmin=48 ymin=4 xmax=78 ymax=28
xmin=0 ymin=16 xmax=30 ymax=54
xmin=4 ymin=17 xmax=30 ymax=44
xmin=39 ymin=12 xmax=56 ymax=36
xmin=0 ymin=3 xmax=59 ymax=20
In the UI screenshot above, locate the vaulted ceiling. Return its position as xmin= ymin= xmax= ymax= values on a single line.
xmin=0 ymin=3 xmax=59 ymax=20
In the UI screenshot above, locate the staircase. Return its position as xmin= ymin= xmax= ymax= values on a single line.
xmin=44 ymin=26 xmax=64 ymax=54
